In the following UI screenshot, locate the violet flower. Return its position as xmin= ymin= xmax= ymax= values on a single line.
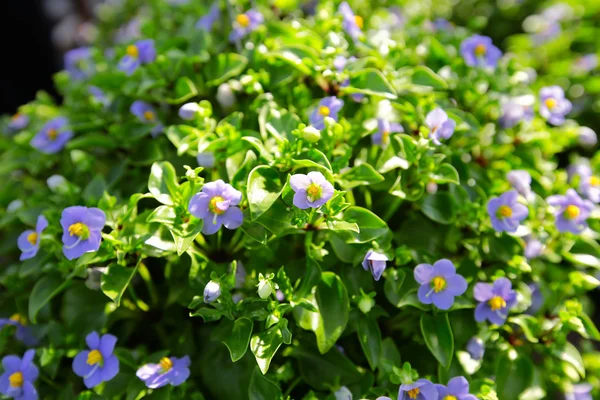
xmin=130 ymin=101 xmax=163 ymax=137
xmin=118 ymin=39 xmax=156 ymax=75
xmin=539 ymin=86 xmax=572 ymax=126
xmin=415 ymin=259 xmax=467 ymax=310
xmin=362 ymin=250 xmax=388 ymax=281
xmin=309 ymin=97 xmax=344 ymax=130
xmin=17 ymin=215 xmax=48 ymax=261
xmin=474 ymin=277 xmax=517 ymax=325
xmin=229 ymin=10 xmax=263 ymax=42
xmin=60 ymin=206 xmax=106 ymax=260
xmin=425 ymin=108 xmax=455 ymax=145
xmin=487 ymin=190 xmax=529 ymax=233
xmin=72 ymin=332 xmax=120 ymax=388
xmin=373 ymin=119 xmax=403 ymax=148
xmin=137 ymin=356 xmax=190 ymax=388
xmin=398 ymin=379 xmax=437 ymax=400
xmin=339 ymin=2 xmax=363 ymax=40
xmin=290 ymin=171 xmax=334 ymax=209
xmin=0 ymin=350 xmax=38 ymax=400
xmin=435 ymin=376 xmax=478 ymax=400
xmin=547 ymin=189 xmax=594 ymax=233
xmin=188 ymin=180 xmax=243 ymax=235
xmin=31 ymin=117 xmax=73 ymax=154
xmin=460 ymin=35 xmax=502 ymax=68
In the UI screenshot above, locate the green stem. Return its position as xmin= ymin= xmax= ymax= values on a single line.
xmin=283 ymin=377 xmax=302 ymax=398
xmin=138 ymin=263 xmax=159 ymax=307
xmin=383 ymin=197 xmax=403 ymax=221
xmin=345 ymin=189 xmax=356 ymax=206
xmin=304 ymin=230 xmax=314 ymax=255
xmin=217 ymin=228 xmax=223 ymax=250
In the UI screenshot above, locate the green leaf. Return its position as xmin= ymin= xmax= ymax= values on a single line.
xmin=223 ymin=318 xmax=254 ymax=362
xmin=346 ymin=68 xmax=397 ymax=99
xmin=165 ymin=76 xmax=198 ymax=104
xmin=29 ymin=275 xmax=72 ymax=323
xmin=295 ymin=257 xmax=322 ymax=299
xmin=421 ymin=192 xmax=457 ymax=224
xmin=205 ymin=53 xmax=248 ymax=86
xmin=420 ymin=313 xmax=454 ymax=369
xmin=508 ymin=315 xmax=540 ymax=343
xmin=314 ymin=272 xmax=350 ymax=354
xmin=338 ymin=164 xmax=385 ymax=189
xmin=430 ymin=164 xmax=460 ymax=185
xmin=553 ymin=342 xmax=585 ymax=378
xmin=250 ymin=324 xmax=285 ymax=374
xmin=101 ymin=262 xmax=139 ymax=306
xmin=357 ymin=315 xmax=382 ymax=370
xmin=495 ymin=352 xmax=534 ymax=400
xmin=248 ymin=367 xmax=283 ymax=400
xmin=148 ymin=162 xmax=179 ymax=206
xmin=343 ymin=206 xmax=390 ymax=243
xmin=66 ymin=133 xmax=120 ymax=150
xmin=411 ymin=66 xmax=448 ymax=89
xmin=247 ymin=166 xmax=283 ymax=220
xmin=580 ymin=312 xmax=600 ymax=341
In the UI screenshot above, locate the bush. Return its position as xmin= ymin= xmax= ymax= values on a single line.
xmin=1 ymin=1 xmax=599 ymax=399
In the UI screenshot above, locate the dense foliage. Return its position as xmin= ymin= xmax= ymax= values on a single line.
xmin=1 ymin=0 xmax=600 ymax=399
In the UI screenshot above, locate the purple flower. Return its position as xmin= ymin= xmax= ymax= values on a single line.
xmin=539 ymin=86 xmax=572 ymax=126
xmin=432 ymin=18 xmax=452 ymax=31
xmin=115 ymin=18 xmax=141 ymax=43
xmin=72 ymin=332 xmax=119 ymax=388
xmin=567 ymin=164 xmax=591 ymax=184
xmin=130 ymin=101 xmax=163 ymax=137
xmin=487 ymin=190 xmax=529 ymax=233
xmin=64 ymin=47 xmax=93 ymax=80
xmin=580 ymin=174 xmax=600 ymax=203
xmin=309 ymin=97 xmax=344 ymax=130
xmin=0 ymin=349 xmax=38 ymax=400
xmin=17 ymin=215 xmax=48 ymax=261
xmin=507 ymin=170 xmax=532 ymax=200
xmin=60 ymin=206 xmax=106 ymax=260
xmin=414 ymin=259 xmax=467 ymax=310
xmin=574 ymin=54 xmax=598 ymax=73
xmin=460 ymin=35 xmax=502 ymax=68
xmin=474 ymin=277 xmax=517 ymax=325
xmin=0 ymin=314 xmax=38 ymax=347
xmin=362 ymin=250 xmax=388 ymax=281
xmin=435 ymin=376 xmax=478 ymax=400
xmin=290 ymin=171 xmax=334 ymax=209
xmin=197 ymin=152 xmax=216 ymax=168
xmin=500 ymin=100 xmax=533 ymax=128
xmin=524 ymin=236 xmax=544 ymax=259
xmin=373 ymin=119 xmax=403 ymax=147
xmin=229 ymin=10 xmax=263 ymax=42
xmin=339 ymin=2 xmax=363 ymax=40
xmin=333 ymin=56 xmax=353 ymax=72
xmin=425 ymin=108 xmax=455 ymax=146
xmin=547 ymin=189 xmax=594 ymax=234
xmin=532 ymin=22 xmax=560 ymax=45
xmin=204 ymin=281 xmax=221 ymax=303
xmin=466 ymin=337 xmax=484 ymax=361
xmin=526 ymin=283 xmax=544 ymax=314
xmin=578 ymin=127 xmax=597 ymax=147
xmin=136 ymin=355 xmax=190 ymax=389
xmin=88 ymin=86 xmax=110 ymax=107
xmin=398 ymin=379 xmax=437 ymax=400
xmin=188 ymin=180 xmax=243 ymax=235
xmin=118 ymin=39 xmax=156 ymax=75
xmin=196 ymin=3 xmax=220 ymax=31
xmin=8 ymin=113 xmax=28 ymax=131
xmin=179 ymin=103 xmax=201 ymax=120
xmin=566 ymin=383 xmax=593 ymax=400
xmin=31 ymin=117 xmax=73 ymax=154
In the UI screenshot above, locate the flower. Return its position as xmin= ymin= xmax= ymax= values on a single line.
xmin=229 ymin=9 xmax=263 ymax=42
xmin=425 ymin=108 xmax=455 ymax=146
xmin=567 ymin=164 xmax=591 ymax=184
xmin=414 ymin=259 xmax=467 ymax=310
xmin=72 ymin=332 xmax=119 ymax=388
xmin=0 ymin=314 xmax=38 ymax=346
xmin=362 ymin=250 xmax=388 ymax=281
xmin=64 ymin=47 xmax=93 ymax=80
xmin=333 ymin=57 xmax=364 ymax=103
xmin=524 ymin=236 xmax=544 ymax=259
xmin=460 ymin=35 xmax=502 ymax=68
xmin=118 ymin=39 xmax=156 ymax=75
xmin=309 ymin=97 xmax=344 ymax=130
xmin=578 ymin=127 xmax=597 ymax=147
xmin=188 ymin=180 xmax=243 ymax=235
xmin=47 ymin=175 xmax=68 ymax=193
xmin=474 ymin=277 xmax=517 ymax=325
xmin=580 ymin=173 xmax=600 ymax=203
xmin=539 ymin=86 xmax=572 ymax=126
xmin=334 ymin=386 xmax=353 ymax=400
xmin=526 ymin=283 xmax=544 ymax=314
xmin=179 ymin=103 xmax=201 ymax=120
xmin=547 ymin=189 xmax=594 ymax=233
xmin=487 ymin=190 xmax=529 ymax=233
xmin=204 ymin=281 xmax=221 ymax=303
xmin=17 ymin=215 xmax=48 ymax=261
xmin=60 ymin=206 xmax=106 ymax=260
xmin=301 ymin=126 xmax=321 ymax=143
xmin=574 ymin=54 xmax=598 ymax=73
xmin=432 ymin=18 xmax=452 ymax=31
xmin=565 ymin=383 xmax=593 ymax=400
xmin=136 ymin=355 xmax=190 ymax=389
xmin=257 ymin=279 xmax=274 ymax=299
xmin=0 ymin=350 xmax=38 ymax=400
xmin=466 ymin=337 xmax=484 ymax=361
xmin=196 ymin=3 xmax=221 ymax=31
xmin=373 ymin=119 xmax=403 ymax=148
xmin=507 ymin=170 xmax=532 ymax=200
xmin=8 ymin=113 xmax=28 ymax=131
xmin=339 ymin=2 xmax=363 ymax=40
xmin=197 ymin=152 xmax=216 ymax=168
xmin=31 ymin=117 xmax=73 ymax=154
xmin=398 ymin=379 xmax=437 ymax=400
xmin=435 ymin=376 xmax=478 ymax=400
xmin=290 ymin=171 xmax=335 ymax=209
xmin=130 ymin=101 xmax=163 ymax=137
xmin=88 ymin=86 xmax=110 ymax=107
xmin=500 ymin=100 xmax=533 ymax=128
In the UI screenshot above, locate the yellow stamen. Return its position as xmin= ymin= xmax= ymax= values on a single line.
xmin=589 ymin=176 xmax=600 ymax=186
xmin=143 ymin=111 xmax=155 ymax=121
xmin=498 ymin=205 xmax=512 ymax=218
xmin=354 ymin=15 xmax=364 ymax=29
xmin=10 ymin=313 xmax=27 ymax=326
xmin=432 ymin=276 xmax=446 ymax=293
xmin=319 ymin=106 xmax=330 ymax=116
xmin=126 ymin=44 xmax=139 ymax=58
xmin=9 ymin=372 xmax=24 ymax=388
xmin=474 ymin=44 xmax=487 ymax=56
xmin=48 ymin=128 xmax=58 ymax=140
xmin=545 ymin=98 xmax=557 ymax=109
xmin=382 ymin=131 xmax=390 ymax=145
xmin=489 ymin=296 xmax=506 ymax=311
xmin=68 ymin=222 xmax=90 ymax=239
xmin=209 ymin=196 xmax=226 ymax=215
xmin=445 ymin=396 xmax=458 ymax=400
xmin=236 ymin=14 xmax=250 ymax=27
xmin=307 ymin=183 xmax=322 ymax=201
xmin=26 ymin=232 xmax=38 ymax=245
xmin=159 ymin=357 xmax=173 ymax=372
xmin=565 ymin=205 xmax=580 ymax=219
xmin=87 ymin=349 xmax=103 ymax=366
xmin=407 ymin=388 xmax=420 ymax=399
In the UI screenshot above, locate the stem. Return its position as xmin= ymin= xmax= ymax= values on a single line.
xmin=283 ymin=377 xmax=302 ymax=398
xmin=138 ymin=263 xmax=159 ymax=307
xmin=217 ymin=228 xmax=223 ymax=250
xmin=304 ymin=230 xmax=314 ymax=255
xmin=383 ymin=197 xmax=402 ymax=221
xmin=363 ymin=187 xmax=372 ymax=210
xmin=345 ymin=189 xmax=356 ymax=206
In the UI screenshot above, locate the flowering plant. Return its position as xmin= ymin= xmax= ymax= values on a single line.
xmin=1 ymin=0 xmax=599 ymax=399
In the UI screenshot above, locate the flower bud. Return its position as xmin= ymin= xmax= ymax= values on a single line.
xmin=47 ymin=175 xmax=68 ymax=193
xmin=85 ymin=267 xmax=107 ymax=290
xmin=426 ymin=181 xmax=438 ymax=194
xmin=204 ymin=281 xmax=221 ymax=303
xmin=579 ymin=126 xmax=597 ymax=147
xmin=466 ymin=337 xmax=484 ymax=361
xmin=257 ymin=280 xmax=273 ymax=299
xmin=334 ymin=386 xmax=352 ymax=400
xmin=357 ymin=295 xmax=375 ymax=314
xmin=216 ymin=83 xmax=236 ymax=109
xmin=178 ymin=102 xmax=201 ymax=120
xmin=302 ymin=126 xmax=321 ymax=143
xmin=197 ymin=152 xmax=216 ymax=168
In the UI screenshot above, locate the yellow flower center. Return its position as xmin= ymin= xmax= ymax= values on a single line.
xmin=319 ymin=106 xmax=330 ymax=116
xmin=407 ymin=388 xmax=420 ymax=399
xmin=589 ymin=176 xmax=600 ymax=186
xmin=26 ymin=232 xmax=38 ymax=245
xmin=159 ymin=357 xmax=173 ymax=372
xmin=9 ymin=372 xmax=24 ymax=388
xmin=87 ymin=349 xmax=103 ymax=365
xmin=306 ymin=183 xmax=322 ymax=201
xmin=10 ymin=313 xmax=27 ymax=326
xmin=354 ymin=15 xmax=364 ymax=29
xmin=48 ymin=128 xmax=58 ymax=140
xmin=68 ymin=222 xmax=90 ymax=239
xmin=143 ymin=111 xmax=155 ymax=121
xmin=489 ymin=296 xmax=506 ymax=311
xmin=432 ymin=276 xmax=446 ymax=292
xmin=12 ymin=113 xmax=21 ymax=121
xmin=209 ymin=196 xmax=226 ymax=215
xmin=445 ymin=396 xmax=458 ymax=400
xmin=545 ymin=98 xmax=557 ymax=109
xmin=236 ymin=14 xmax=250 ymax=27
xmin=474 ymin=43 xmax=487 ymax=56
xmin=382 ymin=131 xmax=390 ymax=145
xmin=498 ymin=205 xmax=513 ymax=218
xmin=126 ymin=44 xmax=139 ymax=58
xmin=565 ymin=205 xmax=580 ymax=219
